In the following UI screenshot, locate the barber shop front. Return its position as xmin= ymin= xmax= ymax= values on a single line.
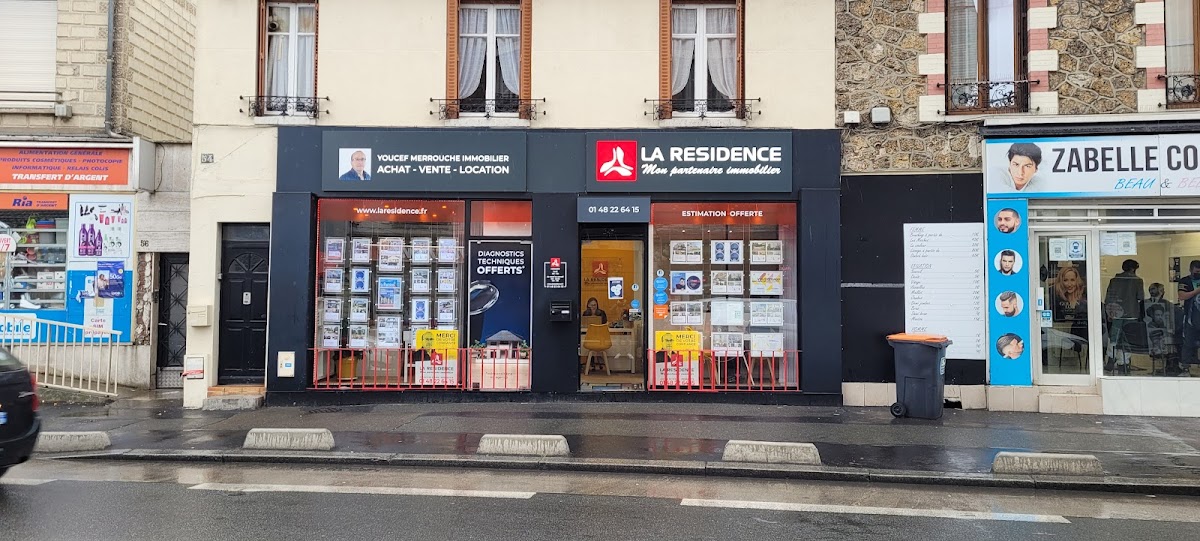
xmin=984 ymin=129 xmax=1200 ymax=416
xmin=264 ymin=127 xmax=841 ymax=404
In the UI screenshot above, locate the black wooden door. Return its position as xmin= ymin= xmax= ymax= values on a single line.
xmin=218 ymin=226 xmax=270 ymax=384
xmin=155 ymin=253 xmax=189 ymax=388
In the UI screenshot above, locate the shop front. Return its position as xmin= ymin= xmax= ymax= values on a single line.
xmin=984 ymin=131 xmax=1200 ymax=416
xmin=0 ymin=144 xmax=139 ymax=345
xmin=265 ymin=127 xmax=841 ymax=404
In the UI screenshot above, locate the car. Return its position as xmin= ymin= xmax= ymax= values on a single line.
xmin=0 ymin=348 xmax=40 ymax=478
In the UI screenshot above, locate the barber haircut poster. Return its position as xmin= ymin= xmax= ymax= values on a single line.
xmin=467 ymin=241 xmax=532 ymax=347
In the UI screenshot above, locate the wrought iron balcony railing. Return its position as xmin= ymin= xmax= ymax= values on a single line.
xmin=1159 ymin=74 xmax=1200 ymax=108
xmin=240 ymin=95 xmax=329 ymax=118
xmin=644 ymin=98 xmax=761 ymax=120
xmin=431 ymin=98 xmax=545 ymax=120
xmin=941 ymin=80 xmax=1035 ymax=114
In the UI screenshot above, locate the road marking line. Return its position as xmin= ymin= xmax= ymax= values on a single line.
xmin=680 ymin=499 xmax=1071 ymax=524
xmin=188 ymin=483 xmax=536 ymax=499
xmin=0 ymin=478 xmax=55 ymax=486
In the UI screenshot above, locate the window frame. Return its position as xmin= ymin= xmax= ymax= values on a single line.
xmin=659 ymin=0 xmax=744 ymax=120
xmin=445 ymin=0 xmax=532 ymax=120
xmin=257 ymin=0 xmax=318 ymax=116
xmin=943 ymin=0 xmax=1028 ymax=115
xmin=459 ymin=4 xmax=522 ymax=117
xmin=1164 ymin=0 xmax=1200 ymax=109
xmin=670 ymin=4 xmax=738 ymax=117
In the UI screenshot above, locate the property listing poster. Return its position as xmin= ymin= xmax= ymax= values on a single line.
xmin=67 ymin=194 xmax=135 ymax=343
xmin=467 ymin=241 xmax=532 ymax=347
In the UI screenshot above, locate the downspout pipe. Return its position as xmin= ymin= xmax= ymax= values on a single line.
xmin=104 ymin=0 xmax=126 ymax=139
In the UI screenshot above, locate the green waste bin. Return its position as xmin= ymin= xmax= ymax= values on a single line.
xmin=886 ymin=333 xmax=952 ymax=420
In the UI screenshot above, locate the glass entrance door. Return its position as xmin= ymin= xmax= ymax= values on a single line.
xmin=1032 ymin=231 xmax=1097 ymax=385
xmin=579 ymin=226 xmax=647 ymax=391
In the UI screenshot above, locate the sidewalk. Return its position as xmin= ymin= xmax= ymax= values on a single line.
xmin=34 ymin=392 xmax=1200 ymax=493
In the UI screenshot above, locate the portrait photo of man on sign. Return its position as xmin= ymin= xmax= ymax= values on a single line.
xmin=338 ymin=148 xmax=372 ymax=181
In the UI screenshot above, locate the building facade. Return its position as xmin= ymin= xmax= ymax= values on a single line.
xmin=839 ymin=0 xmax=1200 ymax=416
xmin=0 ymin=0 xmax=195 ymax=389
xmin=187 ymin=0 xmax=840 ymax=408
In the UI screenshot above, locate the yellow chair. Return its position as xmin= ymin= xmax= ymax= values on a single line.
xmin=582 ymin=324 xmax=613 ymax=376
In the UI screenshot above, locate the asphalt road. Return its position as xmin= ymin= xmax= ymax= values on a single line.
xmin=3 ymin=459 xmax=1199 ymax=540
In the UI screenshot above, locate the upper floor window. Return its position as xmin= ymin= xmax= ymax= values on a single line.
xmin=0 ymin=0 xmax=57 ymax=98
xmin=946 ymin=0 xmax=1027 ymax=114
xmin=258 ymin=2 xmax=317 ymax=115
xmin=459 ymin=5 xmax=521 ymax=116
xmin=1165 ymin=0 xmax=1200 ymax=108
xmin=669 ymin=4 xmax=740 ymax=117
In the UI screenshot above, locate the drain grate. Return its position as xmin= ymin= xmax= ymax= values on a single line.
xmin=305 ymin=407 xmax=343 ymax=414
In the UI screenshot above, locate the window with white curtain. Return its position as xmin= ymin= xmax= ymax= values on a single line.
xmin=1166 ymin=0 xmax=1200 ymax=106
xmin=671 ymin=5 xmax=738 ymax=115
xmin=263 ymin=3 xmax=316 ymax=115
xmin=459 ymin=5 xmax=520 ymax=115
xmin=946 ymin=0 xmax=1025 ymax=113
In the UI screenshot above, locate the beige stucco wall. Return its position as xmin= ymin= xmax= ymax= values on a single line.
xmin=194 ymin=0 xmax=835 ymax=129
xmin=183 ymin=126 xmax=276 ymax=408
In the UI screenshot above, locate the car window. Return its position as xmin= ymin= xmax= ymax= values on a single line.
xmin=0 ymin=350 xmax=24 ymax=372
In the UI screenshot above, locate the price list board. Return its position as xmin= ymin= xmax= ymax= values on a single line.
xmin=903 ymin=223 xmax=986 ymax=360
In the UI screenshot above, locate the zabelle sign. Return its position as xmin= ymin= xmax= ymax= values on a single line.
xmin=587 ymin=132 xmax=792 ymax=192
xmin=985 ymin=134 xmax=1200 ymax=198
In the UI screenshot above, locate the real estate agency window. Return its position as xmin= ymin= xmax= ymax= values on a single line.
xmin=670 ymin=4 xmax=740 ymax=116
xmin=459 ymin=4 xmax=521 ymax=115
xmin=648 ymin=203 xmax=799 ymax=390
xmin=1165 ymin=0 xmax=1200 ymax=107
xmin=314 ymin=199 xmax=466 ymax=386
xmin=260 ymin=1 xmax=316 ymax=115
xmin=945 ymin=0 xmax=1027 ymax=113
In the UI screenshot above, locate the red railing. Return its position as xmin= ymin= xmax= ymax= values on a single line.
xmin=311 ymin=347 xmax=531 ymax=391
xmin=647 ymin=349 xmax=801 ymax=392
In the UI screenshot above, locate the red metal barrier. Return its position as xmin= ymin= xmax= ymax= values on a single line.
xmin=646 ymin=349 xmax=800 ymax=392
xmin=310 ymin=347 xmax=531 ymax=391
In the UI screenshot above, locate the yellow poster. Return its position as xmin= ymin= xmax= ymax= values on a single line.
xmin=654 ymin=330 xmax=701 ymax=351
xmin=415 ymin=329 xmax=460 ymax=361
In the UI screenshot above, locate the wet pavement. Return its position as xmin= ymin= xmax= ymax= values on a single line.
xmin=5 ymin=459 xmax=1200 ymax=540
xmin=35 ymin=395 xmax=1200 ymax=482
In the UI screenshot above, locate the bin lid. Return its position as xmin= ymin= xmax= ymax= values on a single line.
xmin=886 ymin=333 xmax=952 ymax=346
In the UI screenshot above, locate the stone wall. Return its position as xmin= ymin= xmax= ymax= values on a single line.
xmin=1049 ymin=0 xmax=1141 ymax=115
xmin=837 ymin=0 xmax=981 ymax=173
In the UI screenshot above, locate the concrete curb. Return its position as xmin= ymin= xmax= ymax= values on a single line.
xmin=477 ymin=434 xmax=570 ymax=457
xmin=43 ymin=448 xmax=1200 ymax=496
xmin=35 ymin=431 xmax=112 ymax=453
xmin=243 ymin=428 xmax=335 ymax=451
xmin=721 ymin=440 xmax=821 ymax=465
xmin=993 ymin=451 xmax=1105 ymax=476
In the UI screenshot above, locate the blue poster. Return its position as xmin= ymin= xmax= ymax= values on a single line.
xmin=468 ymin=241 xmax=532 ymax=348
xmin=986 ymin=199 xmax=1032 ymax=385
xmin=96 ymin=261 xmax=125 ymax=298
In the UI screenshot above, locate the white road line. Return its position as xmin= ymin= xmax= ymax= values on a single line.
xmin=0 ymin=478 xmax=55 ymax=486
xmin=680 ymin=499 xmax=1071 ymax=524
xmin=188 ymin=483 xmax=536 ymax=499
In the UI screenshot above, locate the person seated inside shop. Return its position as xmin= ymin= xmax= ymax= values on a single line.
xmin=582 ymin=297 xmax=608 ymax=324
